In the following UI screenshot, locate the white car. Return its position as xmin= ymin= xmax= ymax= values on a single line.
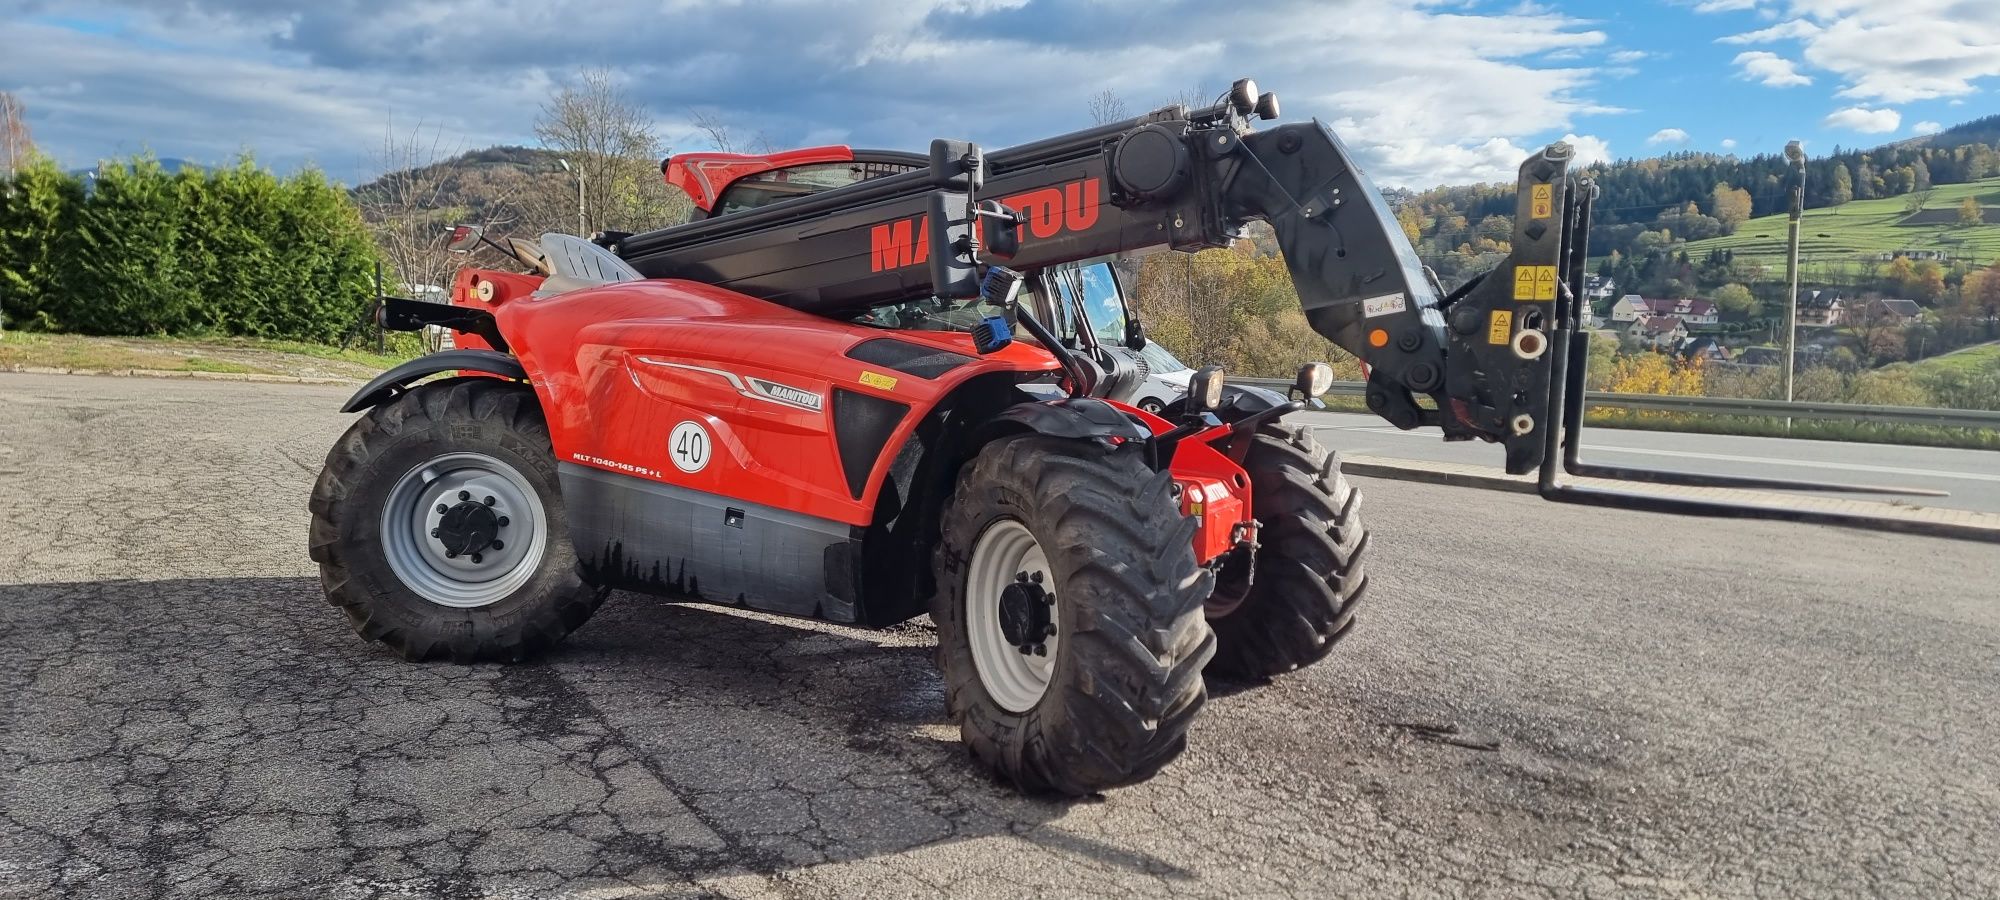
xmin=1131 ymin=342 xmax=1194 ymax=414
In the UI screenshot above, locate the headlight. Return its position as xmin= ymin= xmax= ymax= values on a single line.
xmin=1189 ymin=366 xmax=1226 ymax=413
xmin=1295 ymin=362 xmax=1333 ymax=399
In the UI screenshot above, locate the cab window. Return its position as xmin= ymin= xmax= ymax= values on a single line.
xmin=1072 ymin=262 xmax=1129 ymax=346
xmin=714 ymin=161 xmax=918 ymax=217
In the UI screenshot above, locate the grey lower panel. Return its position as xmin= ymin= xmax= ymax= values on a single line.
xmin=558 ymin=463 xmax=863 ymax=622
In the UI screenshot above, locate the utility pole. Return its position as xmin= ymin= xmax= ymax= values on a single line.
xmin=1782 ymin=140 xmax=1806 ymax=403
xmin=559 ymin=158 xmax=587 ymax=236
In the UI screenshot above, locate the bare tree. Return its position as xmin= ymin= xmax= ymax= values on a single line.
xmin=535 ymin=69 xmax=688 ymax=233
xmin=1 ymin=91 xmax=32 ymax=178
xmin=1087 ymin=90 xmax=1127 ymax=125
xmin=358 ymin=121 xmax=467 ymax=349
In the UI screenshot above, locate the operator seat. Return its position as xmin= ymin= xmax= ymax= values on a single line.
xmin=534 ymin=233 xmax=644 ymax=297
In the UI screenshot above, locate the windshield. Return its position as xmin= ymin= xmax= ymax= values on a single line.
xmin=1140 ymin=342 xmax=1189 ymax=372
xmin=843 ymin=284 xmax=1040 ymax=338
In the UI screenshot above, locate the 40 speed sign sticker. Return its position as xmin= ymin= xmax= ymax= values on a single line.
xmin=668 ymin=420 xmax=712 ymax=474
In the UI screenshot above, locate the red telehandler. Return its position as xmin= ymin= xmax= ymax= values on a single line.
xmin=312 ymin=80 xmax=1874 ymax=795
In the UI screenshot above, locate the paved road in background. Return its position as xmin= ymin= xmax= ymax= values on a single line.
xmin=3 ymin=374 xmax=1997 ymax=899
xmin=1299 ymin=410 xmax=2000 ymax=515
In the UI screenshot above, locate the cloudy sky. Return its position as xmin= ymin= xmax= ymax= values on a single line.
xmin=2 ymin=0 xmax=1996 ymax=189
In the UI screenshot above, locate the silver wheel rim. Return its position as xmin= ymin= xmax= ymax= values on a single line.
xmin=965 ymin=518 xmax=1058 ymax=713
xmin=379 ymin=452 xmax=548 ymax=609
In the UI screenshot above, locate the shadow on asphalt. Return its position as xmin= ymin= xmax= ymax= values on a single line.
xmin=0 ymin=576 xmax=1199 ymax=892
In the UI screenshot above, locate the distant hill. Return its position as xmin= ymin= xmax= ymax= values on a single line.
xmin=350 ymin=145 xmax=568 ymax=226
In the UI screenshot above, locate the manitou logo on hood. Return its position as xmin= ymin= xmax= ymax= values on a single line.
xmin=869 ymin=178 xmax=1102 ymax=272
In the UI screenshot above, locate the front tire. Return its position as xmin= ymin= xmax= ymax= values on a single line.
xmin=1205 ymin=423 xmax=1368 ymax=680
xmin=933 ymin=434 xmax=1214 ymax=795
xmin=308 ymin=378 xmax=606 ymax=663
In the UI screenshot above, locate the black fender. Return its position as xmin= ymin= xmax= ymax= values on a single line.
xmin=340 ymin=350 xmax=528 ymax=413
xmin=1161 ymin=382 xmax=1290 ymax=423
xmin=977 ymin=397 xmax=1152 ymax=445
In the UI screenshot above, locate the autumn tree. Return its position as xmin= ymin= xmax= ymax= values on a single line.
xmin=1830 ymin=163 xmax=1853 ymax=205
xmin=1710 ymin=183 xmax=1752 ymax=232
xmin=1712 ymin=282 xmax=1759 ymax=317
xmin=1959 ymin=196 xmax=1985 ymax=227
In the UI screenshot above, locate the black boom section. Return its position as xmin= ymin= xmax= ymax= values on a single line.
xmin=832 ymin=388 xmax=911 ymax=500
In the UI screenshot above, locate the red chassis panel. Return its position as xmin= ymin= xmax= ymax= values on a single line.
xmin=490 ymin=278 xmax=1062 ymax=527
xmin=459 ymin=270 xmax=1254 ymax=568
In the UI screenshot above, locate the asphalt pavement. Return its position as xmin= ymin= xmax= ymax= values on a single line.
xmin=3 ymin=373 xmax=1998 ymax=899
xmin=1299 ymin=410 xmax=2000 ymax=515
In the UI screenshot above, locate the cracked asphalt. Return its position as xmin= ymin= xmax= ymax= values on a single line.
xmin=3 ymin=372 xmax=1997 ymax=899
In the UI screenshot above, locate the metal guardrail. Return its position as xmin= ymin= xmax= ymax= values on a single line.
xmin=1234 ymin=378 xmax=2000 ymax=430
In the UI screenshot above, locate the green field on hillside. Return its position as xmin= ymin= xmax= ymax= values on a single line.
xmin=1684 ymin=177 xmax=2000 ymax=273
xmin=1909 ymin=340 xmax=2000 ymax=376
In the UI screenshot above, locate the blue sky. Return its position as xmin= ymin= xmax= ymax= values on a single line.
xmin=1 ymin=0 xmax=1995 ymax=189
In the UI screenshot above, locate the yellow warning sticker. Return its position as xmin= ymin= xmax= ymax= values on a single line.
xmin=1514 ymin=265 xmax=1558 ymax=301
xmin=1488 ymin=309 xmax=1513 ymax=345
xmin=858 ymin=371 xmax=899 ymax=390
xmin=1531 ymin=183 xmax=1554 ymax=219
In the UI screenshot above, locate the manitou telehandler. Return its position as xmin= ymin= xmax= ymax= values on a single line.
xmin=311 ymin=79 xmax=1880 ymax=795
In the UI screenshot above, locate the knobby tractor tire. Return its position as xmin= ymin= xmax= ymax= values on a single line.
xmin=308 ymin=378 xmax=606 ymax=663
xmin=1206 ymin=423 xmax=1369 ymax=680
xmin=932 ymin=434 xmax=1215 ymax=796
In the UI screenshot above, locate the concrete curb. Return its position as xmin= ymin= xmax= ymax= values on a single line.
xmin=1342 ymin=453 xmax=2000 ymax=544
xmin=4 ymin=364 xmax=360 ymax=386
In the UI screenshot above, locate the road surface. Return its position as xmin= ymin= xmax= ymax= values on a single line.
xmin=1300 ymin=410 xmax=2000 ymax=515
xmin=2 ymin=374 xmax=1996 ymax=899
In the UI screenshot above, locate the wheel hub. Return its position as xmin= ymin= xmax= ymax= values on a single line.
xmin=965 ymin=518 xmax=1060 ymax=713
xmin=433 ymin=498 xmax=504 ymax=561
xmin=380 ymin=452 xmax=546 ymax=609
xmin=998 ymin=572 xmax=1056 ymax=655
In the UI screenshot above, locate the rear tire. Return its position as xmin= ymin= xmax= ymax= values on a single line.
xmin=932 ymin=434 xmax=1214 ymax=795
xmin=1205 ymin=423 xmax=1368 ymax=680
xmin=308 ymin=378 xmax=606 ymax=663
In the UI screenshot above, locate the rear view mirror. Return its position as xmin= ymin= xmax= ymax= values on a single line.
xmin=445 ymin=224 xmax=484 ymax=254
xmin=929 ymin=139 xmax=984 ymax=191
xmin=925 ymin=192 xmax=979 ymax=299
xmin=977 ymin=200 xmax=1022 ymax=260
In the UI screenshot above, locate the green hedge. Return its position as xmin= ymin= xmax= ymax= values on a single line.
xmin=0 ymin=156 xmax=380 ymax=342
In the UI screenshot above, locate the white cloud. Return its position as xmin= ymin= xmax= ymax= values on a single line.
xmin=1560 ymin=133 xmax=1612 ymax=166
xmin=1720 ymin=1 xmax=2000 ymax=102
xmin=1607 ymin=49 xmax=1650 ymax=63
xmin=1647 ymin=128 xmax=1692 ymax=145
xmin=0 ymin=0 xmax=1616 ymax=188
xmin=1721 ymin=138 xmax=1738 ymax=149
xmin=1822 ymin=106 xmax=1901 ymax=133
xmin=1912 ymin=120 xmax=1942 ymax=134
xmin=1732 ymin=50 xmax=1812 ymax=87
xmin=1689 ymin=0 xmax=1762 ymax=11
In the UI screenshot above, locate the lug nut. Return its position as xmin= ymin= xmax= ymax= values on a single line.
xmin=483 ymin=495 xmax=495 ymax=506
xmin=1033 ymin=644 xmax=1048 ymax=657
xmin=458 ymin=491 xmax=471 ymax=501
xmin=1029 ymin=571 xmax=1044 ymax=585
xmin=471 ymin=553 xmax=483 ymax=564
xmin=436 ymin=504 xmax=450 ymax=514
xmin=430 ymin=528 xmax=440 ymax=538
xmin=497 ymin=516 xmax=510 ymax=528
xmin=490 ymin=540 xmax=503 ymax=550
xmin=445 ymin=550 xmax=458 ymax=559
